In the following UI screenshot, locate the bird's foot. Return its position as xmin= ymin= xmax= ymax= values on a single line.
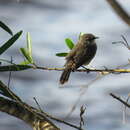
xmin=81 ymin=66 xmax=90 ymax=73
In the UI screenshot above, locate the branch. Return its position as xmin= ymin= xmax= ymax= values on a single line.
xmin=0 ymin=80 xmax=83 ymax=130
xmin=110 ymin=93 xmax=130 ymax=108
xmin=0 ymin=80 xmax=22 ymax=101
xmin=37 ymin=66 xmax=130 ymax=74
xmin=0 ymin=96 xmax=59 ymax=130
xmin=1 ymin=64 xmax=130 ymax=74
xmin=0 ymin=81 xmax=59 ymax=130
xmin=106 ymin=0 xmax=130 ymax=26
xmin=38 ymin=111 xmax=83 ymax=130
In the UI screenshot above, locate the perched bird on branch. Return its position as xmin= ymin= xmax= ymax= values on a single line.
xmin=60 ymin=33 xmax=98 ymax=84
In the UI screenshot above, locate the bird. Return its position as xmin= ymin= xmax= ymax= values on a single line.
xmin=60 ymin=33 xmax=98 ymax=84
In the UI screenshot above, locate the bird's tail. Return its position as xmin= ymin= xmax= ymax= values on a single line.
xmin=60 ymin=68 xmax=72 ymax=84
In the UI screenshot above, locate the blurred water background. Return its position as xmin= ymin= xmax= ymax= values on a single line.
xmin=0 ymin=0 xmax=130 ymax=130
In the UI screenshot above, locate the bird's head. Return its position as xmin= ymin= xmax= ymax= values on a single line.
xmin=80 ymin=33 xmax=99 ymax=44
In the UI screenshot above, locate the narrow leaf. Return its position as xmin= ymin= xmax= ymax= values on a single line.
xmin=0 ymin=21 xmax=13 ymax=36
xmin=0 ymin=65 xmax=32 ymax=72
xmin=26 ymin=32 xmax=32 ymax=56
xmin=20 ymin=48 xmax=33 ymax=63
xmin=20 ymin=60 xmax=30 ymax=65
xmin=0 ymin=31 xmax=23 ymax=55
xmin=65 ymin=38 xmax=74 ymax=50
xmin=56 ymin=52 xmax=68 ymax=57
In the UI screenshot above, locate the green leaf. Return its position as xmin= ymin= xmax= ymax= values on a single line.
xmin=0 ymin=21 xmax=13 ymax=36
xmin=20 ymin=48 xmax=33 ymax=63
xmin=56 ymin=52 xmax=68 ymax=57
xmin=20 ymin=32 xmax=34 ymax=65
xmin=20 ymin=60 xmax=30 ymax=65
xmin=0 ymin=31 xmax=22 ymax=55
xmin=65 ymin=38 xmax=74 ymax=50
xmin=26 ymin=32 xmax=32 ymax=56
xmin=0 ymin=65 xmax=32 ymax=72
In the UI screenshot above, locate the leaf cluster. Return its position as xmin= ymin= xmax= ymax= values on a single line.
xmin=0 ymin=21 xmax=34 ymax=70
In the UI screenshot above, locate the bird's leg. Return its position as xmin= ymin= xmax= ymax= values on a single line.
xmin=81 ymin=65 xmax=90 ymax=73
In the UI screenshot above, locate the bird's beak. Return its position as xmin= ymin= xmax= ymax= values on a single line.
xmin=95 ymin=36 xmax=99 ymax=39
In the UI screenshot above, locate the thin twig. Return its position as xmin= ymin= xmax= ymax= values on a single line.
xmin=79 ymin=105 xmax=86 ymax=129
xmin=8 ymin=56 xmax=13 ymax=88
xmin=67 ymin=63 xmax=130 ymax=117
xmin=37 ymin=109 xmax=83 ymax=130
xmin=36 ymin=66 xmax=130 ymax=74
xmin=121 ymin=35 xmax=130 ymax=50
xmin=123 ymin=94 xmax=130 ymax=123
xmin=32 ymin=97 xmax=83 ymax=130
xmin=0 ymin=80 xmax=83 ymax=130
xmin=110 ymin=93 xmax=130 ymax=108
xmin=33 ymin=97 xmax=43 ymax=112
xmin=66 ymin=73 xmax=104 ymax=118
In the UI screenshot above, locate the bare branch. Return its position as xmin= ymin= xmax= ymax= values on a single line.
xmin=106 ymin=0 xmax=130 ymax=26
xmin=79 ymin=105 xmax=86 ymax=129
xmin=121 ymin=35 xmax=130 ymax=50
xmin=0 ymin=80 xmax=83 ymax=130
xmin=37 ymin=66 xmax=130 ymax=74
xmin=110 ymin=93 xmax=130 ymax=108
xmin=0 ymin=96 xmax=59 ymax=130
xmin=1 ymin=64 xmax=130 ymax=74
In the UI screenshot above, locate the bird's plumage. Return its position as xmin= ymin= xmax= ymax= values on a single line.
xmin=60 ymin=33 xmax=98 ymax=84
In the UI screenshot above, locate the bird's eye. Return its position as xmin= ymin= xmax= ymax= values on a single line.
xmin=86 ymin=37 xmax=94 ymax=40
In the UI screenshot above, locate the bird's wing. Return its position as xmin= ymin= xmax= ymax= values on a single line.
xmin=65 ymin=42 xmax=81 ymax=60
xmin=73 ymin=43 xmax=97 ymax=69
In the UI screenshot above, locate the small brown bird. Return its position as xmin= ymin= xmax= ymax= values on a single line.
xmin=60 ymin=33 xmax=98 ymax=84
